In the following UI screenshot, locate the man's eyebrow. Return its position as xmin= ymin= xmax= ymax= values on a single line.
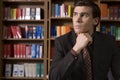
xmin=73 ymin=12 xmax=77 ymax=13
xmin=73 ymin=12 xmax=89 ymax=15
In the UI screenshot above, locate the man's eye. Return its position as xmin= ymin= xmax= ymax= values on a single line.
xmin=81 ymin=14 xmax=89 ymax=17
xmin=73 ymin=12 xmax=78 ymax=16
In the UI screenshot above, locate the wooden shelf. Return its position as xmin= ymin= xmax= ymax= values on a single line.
xmin=2 ymin=58 xmax=44 ymax=61
xmin=3 ymin=38 xmax=44 ymax=41
xmin=101 ymin=0 xmax=120 ymax=2
xmin=1 ymin=77 xmax=44 ymax=80
xmin=2 ymin=19 xmax=45 ymax=22
xmin=50 ymin=17 xmax=72 ymax=20
xmin=0 ymin=0 xmax=48 ymax=80
xmin=3 ymin=0 xmax=45 ymax=3
xmin=101 ymin=19 xmax=120 ymax=22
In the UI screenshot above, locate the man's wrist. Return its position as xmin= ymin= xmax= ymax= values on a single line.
xmin=71 ymin=48 xmax=79 ymax=56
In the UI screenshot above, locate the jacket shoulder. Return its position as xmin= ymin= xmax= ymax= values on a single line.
xmin=55 ymin=31 xmax=73 ymax=41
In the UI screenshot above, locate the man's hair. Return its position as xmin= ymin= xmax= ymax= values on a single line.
xmin=74 ymin=0 xmax=101 ymax=19
xmin=74 ymin=0 xmax=101 ymax=27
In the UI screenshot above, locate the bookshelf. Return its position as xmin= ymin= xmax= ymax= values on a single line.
xmin=100 ymin=0 xmax=120 ymax=45
xmin=0 ymin=0 xmax=48 ymax=80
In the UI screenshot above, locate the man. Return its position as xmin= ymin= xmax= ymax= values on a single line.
xmin=49 ymin=0 xmax=120 ymax=80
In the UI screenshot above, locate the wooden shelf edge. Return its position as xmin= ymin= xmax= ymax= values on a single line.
xmin=3 ymin=0 xmax=45 ymax=3
xmin=50 ymin=17 xmax=72 ymax=19
xmin=2 ymin=19 xmax=45 ymax=22
xmin=101 ymin=0 xmax=120 ymax=2
xmin=1 ymin=77 xmax=44 ymax=79
xmin=3 ymin=38 xmax=45 ymax=41
xmin=2 ymin=58 xmax=44 ymax=60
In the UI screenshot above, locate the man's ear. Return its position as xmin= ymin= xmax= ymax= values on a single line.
xmin=93 ymin=17 xmax=99 ymax=26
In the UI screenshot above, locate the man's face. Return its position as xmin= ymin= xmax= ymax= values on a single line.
xmin=72 ymin=6 xmax=98 ymax=35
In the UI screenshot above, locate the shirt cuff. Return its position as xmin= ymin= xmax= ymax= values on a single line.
xmin=71 ymin=49 xmax=79 ymax=59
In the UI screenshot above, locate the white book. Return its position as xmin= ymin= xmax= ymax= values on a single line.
xmin=5 ymin=64 xmax=12 ymax=77
xmin=13 ymin=64 xmax=18 ymax=77
xmin=24 ymin=63 xmax=29 ymax=77
xmin=60 ymin=4 xmax=65 ymax=17
xmin=28 ymin=63 xmax=33 ymax=77
xmin=31 ymin=63 xmax=36 ymax=77
xmin=18 ymin=64 xmax=24 ymax=77
xmin=35 ymin=8 xmax=41 ymax=20
xmin=39 ymin=44 xmax=43 ymax=58
xmin=25 ymin=8 xmax=30 ymax=20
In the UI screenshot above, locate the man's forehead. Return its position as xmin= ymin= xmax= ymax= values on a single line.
xmin=74 ymin=6 xmax=92 ymax=13
xmin=74 ymin=6 xmax=92 ymax=11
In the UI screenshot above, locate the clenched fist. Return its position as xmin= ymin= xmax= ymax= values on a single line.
xmin=73 ymin=33 xmax=92 ymax=54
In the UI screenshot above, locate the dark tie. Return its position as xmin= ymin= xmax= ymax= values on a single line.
xmin=83 ymin=47 xmax=92 ymax=80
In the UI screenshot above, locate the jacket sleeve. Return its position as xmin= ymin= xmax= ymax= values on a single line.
xmin=49 ymin=38 xmax=78 ymax=80
xmin=111 ymin=37 xmax=120 ymax=80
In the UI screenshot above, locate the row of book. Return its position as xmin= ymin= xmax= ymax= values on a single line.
xmin=51 ymin=3 xmax=73 ymax=17
xmin=5 ymin=63 xmax=44 ymax=78
xmin=100 ymin=3 xmax=120 ymax=20
xmin=51 ymin=25 xmax=71 ymax=37
xmin=4 ymin=25 xmax=44 ymax=39
xmin=4 ymin=43 xmax=43 ymax=58
xmin=4 ymin=7 xmax=43 ymax=20
xmin=100 ymin=25 xmax=120 ymax=40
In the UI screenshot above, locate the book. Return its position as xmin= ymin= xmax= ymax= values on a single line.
xmin=18 ymin=64 xmax=24 ymax=77
xmin=5 ymin=64 xmax=12 ymax=77
xmin=31 ymin=44 xmax=37 ymax=58
xmin=35 ymin=8 xmax=41 ymax=20
xmin=12 ymin=64 xmax=19 ymax=77
xmin=100 ymin=3 xmax=109 ymax=20
xmin=25 ymin=44 xmax=31 ymax=58
xmin=25 ymin=8 xmax=30 ymax=20
xmin=30 ymin=8 xmax=36 ymax=20
xmin=36 ymin=63 xmax=41 ymax=77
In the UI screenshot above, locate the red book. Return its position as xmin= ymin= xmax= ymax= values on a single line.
xmin=7 ymin=27 xmax=12 ymax=38
xmin=19 ymin=44 xmax=22 ymax=58
xmin=4 ymin=44 xmax=7 ymax=58
xmin=16 ymin=44 xmax=20 ymax=58
xmin=22 ymin=44 xmax=26 ymax=58
xmin=16 ymin=8 xmax=21 ymax=20
xmin=11 ymin=26 xmax=17 ymax=38
xmin=16 ymin=26 xmax=22 ymax=39
xmin=7 ymin=44 xmax=12 ymax=57
xmin=50 ymin=47 xmax=54 ymax=59
xmin=14 ymin=44 xmax=17 ymax=58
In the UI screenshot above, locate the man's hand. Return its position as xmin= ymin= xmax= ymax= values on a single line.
xmin=73 ymin=33 xmax=92 ymax=54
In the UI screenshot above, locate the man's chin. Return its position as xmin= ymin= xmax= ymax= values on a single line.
xmin=75 ymin=31 xmax=84 ymax=34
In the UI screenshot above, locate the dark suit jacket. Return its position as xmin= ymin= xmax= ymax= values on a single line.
xmin=49 ymin=30 xmax=120 ymax=80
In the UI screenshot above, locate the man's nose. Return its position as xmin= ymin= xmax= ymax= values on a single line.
xmin=76 ymin=16 xmax=82 ymax=22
